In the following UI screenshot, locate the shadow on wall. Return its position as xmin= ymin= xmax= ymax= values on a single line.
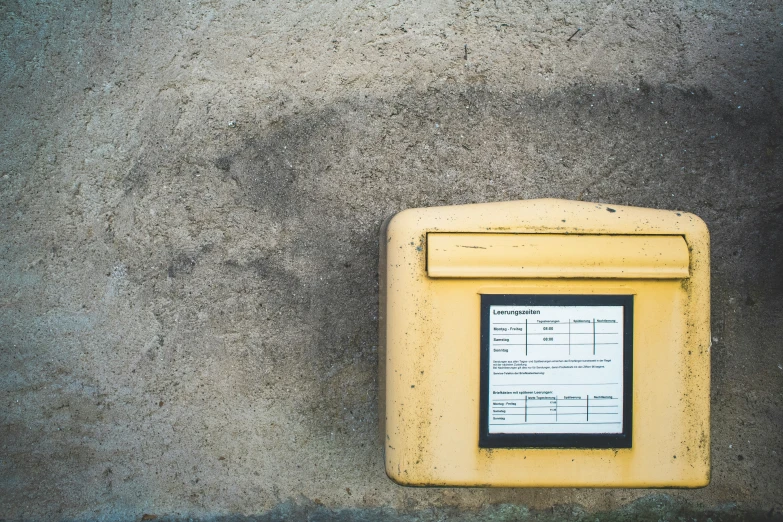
xmin=184 ymin=81 xmax=781 ymax=439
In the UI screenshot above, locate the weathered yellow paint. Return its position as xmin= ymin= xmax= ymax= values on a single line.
xmin=379 ymin=199 xmax=710 ymax=488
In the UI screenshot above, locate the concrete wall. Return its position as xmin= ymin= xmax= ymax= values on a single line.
xmin=0 ymin=0 xmax=781 ymax=520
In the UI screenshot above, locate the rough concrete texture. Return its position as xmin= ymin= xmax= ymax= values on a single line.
xmin=0 ymin=0 xmax=781 ymax=520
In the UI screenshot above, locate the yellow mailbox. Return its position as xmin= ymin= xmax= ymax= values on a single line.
xmin=379 ymin=199 xmax=710 ymax=487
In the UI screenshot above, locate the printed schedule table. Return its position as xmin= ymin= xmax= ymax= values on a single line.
xmin=492 ymin=317 xmax=621 ymax=356
xmin=490 ymin=394 xmax=620 ymax=428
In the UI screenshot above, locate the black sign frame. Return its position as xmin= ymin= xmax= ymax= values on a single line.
xmin=479 ymin=294 xmax=633 ymax=449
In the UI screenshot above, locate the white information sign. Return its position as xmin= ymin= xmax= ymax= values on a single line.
xmin=487 ymin=305 xmax=624 ymax=435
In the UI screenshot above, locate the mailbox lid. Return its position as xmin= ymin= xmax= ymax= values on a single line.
xmin=427 ymin=233 xmax=689 ymax=279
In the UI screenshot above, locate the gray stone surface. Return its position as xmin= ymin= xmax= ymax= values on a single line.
xmin=0 ymin=0 xmax=781 ymax=520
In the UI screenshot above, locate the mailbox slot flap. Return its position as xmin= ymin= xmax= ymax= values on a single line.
xmin=427 ymin=233 xmax=689 ymax=279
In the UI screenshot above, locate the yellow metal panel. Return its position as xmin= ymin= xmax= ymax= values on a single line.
xmin=427 ymin=233 xmax=690 ymax=279
xmin=379 ymin=199 xmax=710 ymax=488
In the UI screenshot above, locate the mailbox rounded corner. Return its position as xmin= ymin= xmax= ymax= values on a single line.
xmin=383 ymin=207 xmax=424 ymax=240
xmin=691 ymin=464 xmax=712 ymax=489
xmin=384 ymin=461 xmax=421 ymax=487
xmin=680 ymin=211 xmax=710 ymax=242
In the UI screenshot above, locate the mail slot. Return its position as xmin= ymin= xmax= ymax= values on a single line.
xmin=379 ymin=199 xmax=710 ymax=487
